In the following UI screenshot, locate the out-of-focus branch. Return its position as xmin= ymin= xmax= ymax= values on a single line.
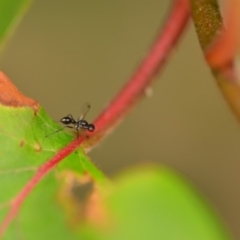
xmin=190 ymin=0 xmax=240 ymax=121
xmin=205 ymin=0 xmax=240 ymax=68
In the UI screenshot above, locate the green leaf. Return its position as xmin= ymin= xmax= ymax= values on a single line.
xmin=0 ymin=73 xmax=105 ymax=239
xmin=0 ymin=0 xmax=32 ymax=52
xmin=81 ymin=167 xmax=233 ymax=240
xmin=0 ymin=74 xmax=232 ymax=239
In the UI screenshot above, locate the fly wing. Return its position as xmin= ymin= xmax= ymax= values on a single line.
xmin=79 ymin=102 xmax=91 ymax=120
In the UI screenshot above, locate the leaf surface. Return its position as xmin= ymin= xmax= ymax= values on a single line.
xmin=0 ymin=72 xmax=104 ymax=239
xmin=79 ymin=167 xmax=233 ymax=240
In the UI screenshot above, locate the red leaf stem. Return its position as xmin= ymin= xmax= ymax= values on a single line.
xmin=0 ymin=0 xmax=190 ymax=236
xmin=92 ymin=0 xmax=190 ymax=137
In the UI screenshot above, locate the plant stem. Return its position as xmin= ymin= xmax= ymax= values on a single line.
xmin=205 ymin=0 xmax=240 ymax=68
xmin=191 ymin=0 xmax=240 ymax=121
xmin=0 ymin=0 xmax=190 ymax=236
xmin=91 ymin=0 xmax=190 ymax=142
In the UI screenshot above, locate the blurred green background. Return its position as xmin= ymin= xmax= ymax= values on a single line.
xmin=0 ymin=0 xmax=239 ymax=238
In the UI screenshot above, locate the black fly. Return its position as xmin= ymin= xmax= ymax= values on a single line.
xmin=45 ymin=103 xmax=95 ymax=137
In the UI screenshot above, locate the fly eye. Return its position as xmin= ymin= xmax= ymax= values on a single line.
xmin=88 ymin=124 xmax=95 ymax=132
